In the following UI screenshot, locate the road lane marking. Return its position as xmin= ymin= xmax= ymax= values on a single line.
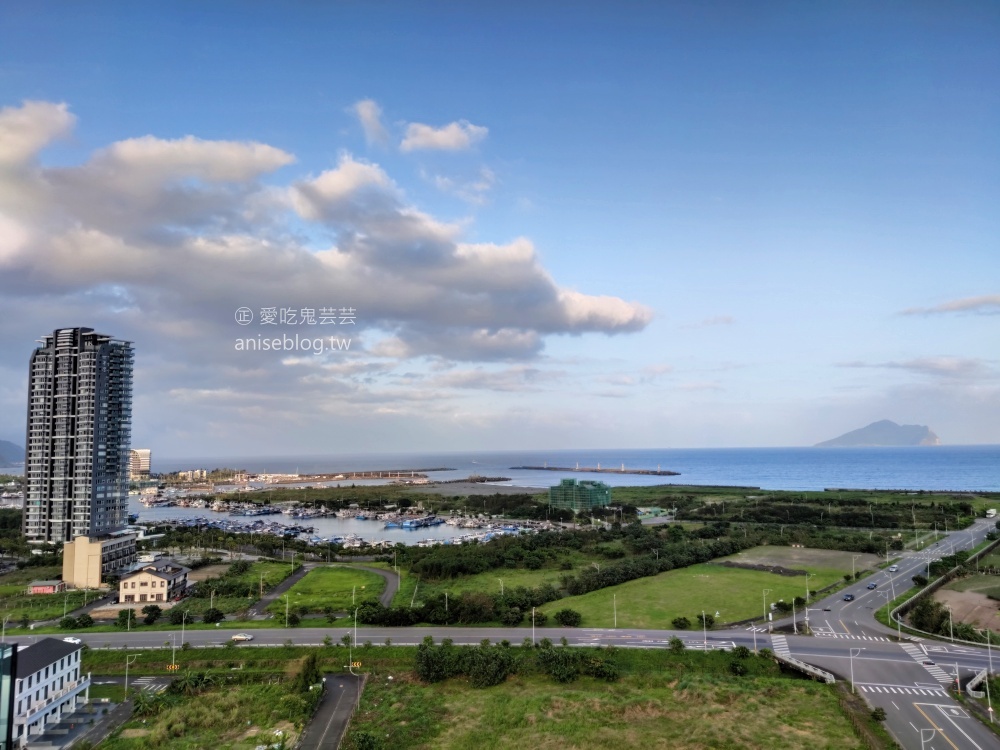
xmin=913 ymin=703 xmax=961 ymax=750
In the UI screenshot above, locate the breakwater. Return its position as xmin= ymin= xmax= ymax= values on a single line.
xmin=510 ymin=465 xmax=680 ymax=477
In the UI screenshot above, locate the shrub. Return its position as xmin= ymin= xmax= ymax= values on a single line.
xmin=668 ymin=637 xmax=685 ymax=653
xmin=554 ymin=609 xmax=582 ymax=627
xmin=75 ymin=613 xmax=94 ymax=629
xmin=115 ymin=609 xmax=137 ymax=629
xmin=59 ymin=617 xmax=77 ymax=630
xmin=731 ymin=645 xmax=751 ymax=659
xmin=202 ymin=608 xmax=225 ymax=624
xmin=697 ymin=612 xmax=715 ymax=628
xmin=671 ymin=616 xmax=690 ymax=629
xmin=871 ymin=707 xmax=887 ymax=722
xmin=728 ymin=661 xmax=747 ymax=676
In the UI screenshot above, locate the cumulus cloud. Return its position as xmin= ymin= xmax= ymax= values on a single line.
xmin=0 ymin=100 xmax=652 ymax=451
xmin=901 ymin=295 xmax=1000 ymax=316
xmin=350 ymin=99 xmax=389 ymax=145
xmin=400 ymin=119 xmax=488 ymax=152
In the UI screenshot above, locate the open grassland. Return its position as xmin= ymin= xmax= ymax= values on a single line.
xmin=344 ymin=671 xmax=862 ymax=750
xmin=717 ymin=545 xmax=882 ymax=576
xmin=100 ymin=682 xmax=308 ymax=750
xmin=267 ymin=566 xmax=385 ymax=614
xmin=0 ymin=566 xmax=91 ymax=621
xmin=538 ymin=563 xmax=845 ymax=628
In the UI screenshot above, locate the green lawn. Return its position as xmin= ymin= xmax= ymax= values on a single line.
xmin=538 ymin=563 xmax=845 ymax=629
xmin=267 ymin=566 xmax=386 ymax=615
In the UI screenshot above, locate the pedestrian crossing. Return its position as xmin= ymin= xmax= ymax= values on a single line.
xmin=814 ymin=633 xmax=892 ymax=642
xmin=770 ymin=634 xmax=791 ymax=658
xmin=900 ymin=643 xmax=954 ymax=684
xmin=857 ymin=684 xmax=946 ymax=697
xmin=130 ymin=677 xmax=167 ymax=694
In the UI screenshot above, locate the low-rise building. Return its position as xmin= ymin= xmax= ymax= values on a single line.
xmin=27 ymin=581 xmax=65 ymax=595
xmin=119 ymin=561 xmax=189 ymax=604
xmin=62 ymin=532 xmax=137 ymax=589
xmin=12 ymin=638 xmax=90 ymax=747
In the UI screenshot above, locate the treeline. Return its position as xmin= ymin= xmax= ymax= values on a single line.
xmin=357 ymin=585 xmax=563 ymax=626
xmin=678 ymin=495 xmax=975 ymax=531
xmin=415 ymin=637 xmax=620 ymax=688
xmin=908 ymin=595 xmax=986 ymax=642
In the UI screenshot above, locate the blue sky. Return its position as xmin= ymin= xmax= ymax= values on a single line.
xmin=0 ymin=1 xmax=997 ymax=456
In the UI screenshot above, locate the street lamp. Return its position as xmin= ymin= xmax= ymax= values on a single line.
xmin=532 ymin=606 xmax=536 ymax=645
xmin=124 ymin=653 xmax=139 ymax=696
xmin=849 ymin=647 xmax=864 ymax=693
xmin=762 ymin=589 xmax=772 ymax=633
xmin=851 ymin=555 xmax=860 ymax=581
xmin=613 ymin=594 xmax=617 ymax=629
xmin=285 ymin=594 xmax=290 ymax=627
xmin=497 ymin=578 xmax=504 ymax=596
xmin=701 ymin=609 xmax=708 ymax=645
xmin=946 ymin=605 xmax=954 ymax=643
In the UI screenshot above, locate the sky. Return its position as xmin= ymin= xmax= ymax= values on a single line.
xmin=0 ymin=1 xmax=997 ymax=457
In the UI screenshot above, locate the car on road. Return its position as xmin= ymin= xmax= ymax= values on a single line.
xmin=62 ymin=637 xmax=82 ymax=645
xmin=888 ymin=565 xmax=899 ymax=572
xmin=867 ymin=583 xmax=877 ymax=590
xmin=231 ymin=633 xmax=254 ymax=642
xmin=843 ymin=594 xmax=855 ymax=601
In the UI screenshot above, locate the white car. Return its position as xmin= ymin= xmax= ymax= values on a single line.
xmin=62 ymin=637 xmax=82 ymax=645
xmin=888 ymin=565 xmax=899 ymax=572
xmin=231 ymin=633 xmax=254 ymax=642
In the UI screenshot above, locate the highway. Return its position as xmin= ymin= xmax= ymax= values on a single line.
xmin=7 ymin=518 xmax=999 ymax=749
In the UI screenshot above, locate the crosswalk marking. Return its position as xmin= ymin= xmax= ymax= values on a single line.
xmin=900 ymin=643 xmax=954 ymax=683
xmin=814 ymin=633 xmax=892 ymax=642
xmin=858 ymin=684 xmax=946 ymax=696
xmin=130 ymin=677 xmax=167 ymax=693
xmin=770 ymin=634 xmax=791 ymax=658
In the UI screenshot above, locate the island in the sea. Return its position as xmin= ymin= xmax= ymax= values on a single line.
xmin=815 ymin=419 xmax=940 ymax=447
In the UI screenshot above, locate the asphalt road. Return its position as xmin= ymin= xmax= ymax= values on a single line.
xmin=8 ymin=520 xmax=999 ymax=749
xmin=298 ymin=673 xmax=364 ymax=750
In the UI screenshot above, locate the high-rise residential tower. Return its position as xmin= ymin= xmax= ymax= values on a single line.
xmin=129 ymin=449 xmax=151 ymax=481
xmin=23 ymin=328 xmax=134 ymax=545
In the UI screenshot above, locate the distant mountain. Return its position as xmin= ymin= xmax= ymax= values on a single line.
xmin=0 ymin=439 xmax=24 ymax=467
xmin=815 ymin=420 xmax=940 ymax=448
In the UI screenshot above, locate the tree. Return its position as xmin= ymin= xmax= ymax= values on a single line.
xmin=116 ymin=609 xmax=136 ymax=629
xmin=141 ymin=604 xmax=162 ymax=625
xmin=668 ymin=637 xmax=685 ymax=653
xmin=59 ymin=617 xmax=77 ymax=630
xmin=671 ymin=616 xmax=690 ymax=630
xmin=75 ymin=613 xmax=94 ymax=629
xmin=202 ymin=607 xmax=224 ymax=624
xmin=168 ymin=608 xmax=189 ymax=625
xmin=697 ymin=612 xmax=715 ymax=628
xmin=554 ymin=609 xmax=582 ymax=627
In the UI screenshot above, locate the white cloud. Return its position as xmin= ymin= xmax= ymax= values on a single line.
xmin=400 ymin=119 xmax=488 ymax=152
xmin=839 ymin=357 xmax=997 ymax=380
xmin=426 ymin=166 xmax=496 ymax=204
xmin=901 ymin=295 xmax=1000 ymax=316
xmin=350 ymin=99 xmax=389 ymax=145
xmin=0 ymin=100 xmax=74 ymax=166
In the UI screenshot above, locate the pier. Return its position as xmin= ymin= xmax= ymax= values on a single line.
xmin=510 ymin=464 xmax=680 ymax=477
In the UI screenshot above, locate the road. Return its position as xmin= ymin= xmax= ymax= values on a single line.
xmin=7 ymin=519 xmax=999 ymax=749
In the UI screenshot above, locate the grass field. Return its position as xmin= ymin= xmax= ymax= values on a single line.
xmin=343 ymin=670 xmax=863 ymax=750
xmin=717 ymin=545 xmax=882 ymax=577
xmin=0 ymin=565 xmax=91 ymax=621
xmin=943 ymin=575 xmax=1000 ymax=596
xmin=101 ymin=682 xmax=309 ymax=750
xmin=267 ymin=566 xmax=386 ymax=615
xmin=537 ymin=563 xmax=845 ymax=628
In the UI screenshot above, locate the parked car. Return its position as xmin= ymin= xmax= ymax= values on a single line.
xmin=843 ymin=594 xmax=855 ymax=601
xmin=62 ymin=637 xmax=82 ymax=645
xmin=867 ymin=583 xmax=877 ymax=590
xmin=231 ymin=633 xmax=254 ymax=642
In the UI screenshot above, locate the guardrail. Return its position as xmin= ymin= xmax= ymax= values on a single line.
xmin=967 ymin=667 xmax=988 ymax=699
xmin=773 ymin=652 xmax=835 ymax=684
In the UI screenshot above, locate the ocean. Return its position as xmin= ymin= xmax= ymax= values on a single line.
xmin=153 ymin=445 xmax=1000 ymax=493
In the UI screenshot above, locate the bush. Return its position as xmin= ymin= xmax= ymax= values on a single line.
xmin=731 ymin=645 xmax=751 ymax=659
xmin=168 ymin=608 xmax=190 ymax=625
xmin=75 ymin=614 xmax=94 ymax=629
xmin=871 ymin=707 xmax=887 ymax=722
xmin=668 ymin=637 xmax=685 ymax=653
xmin=696 ymin=612 xmax=715 ymax=628
xmin=554 ymin=609 xmax=582 ymax=627
xmin=499 ymin=607 xmax=523 ymax=626
xmin=202 ymin=608 xmax=224 ymax=624
xmin=728 ymin=661 xmax=747 ymax=676
xmin=115 ymin=609 xmax=137 ymax=629
xmin=912 ymin=574 xmax=928 ymax=587
xmin=141 ymin=604 xmax=162 ymax=625
xmin=59 ymin=617 xmax=77 ymax=630
xmin=671 ymin=616 xmax=690 ymax=629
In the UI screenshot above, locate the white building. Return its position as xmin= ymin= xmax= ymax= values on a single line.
xmin=13 ymin=638 xmax=90 ymax=747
